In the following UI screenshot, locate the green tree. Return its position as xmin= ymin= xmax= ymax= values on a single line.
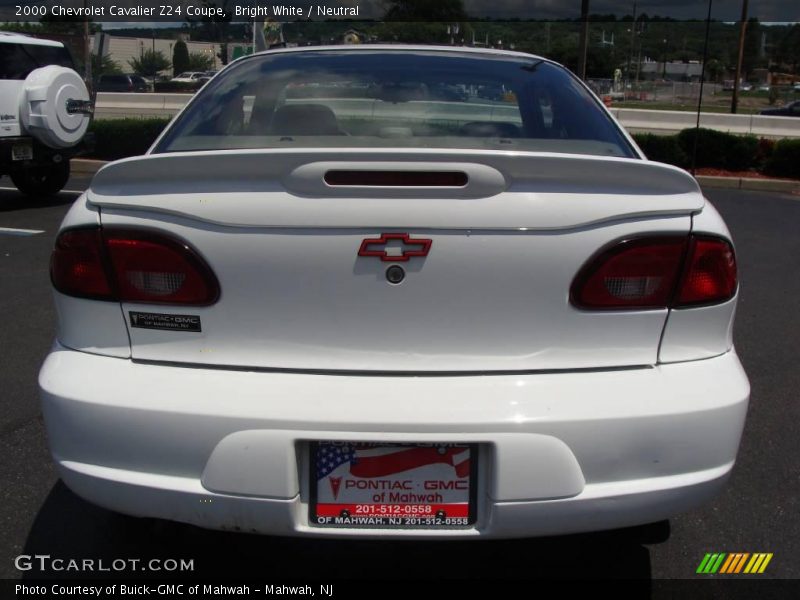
xmin=775 ymin=23 xmax=800 ymax=73
xmin=172 ymin=40 xmax=190 ymax=76
xmin=92 ymin=54 xmax=122 ymax=78
xmin=383 ymin=0 xmax=467 ymax=20
xmin=128 ymin=49 xmax=171 ymax=78
xmin=705 ymin=59 xmax=724 ymax=83
xmin=37 ymin=15 xmax=101 ymax=35
xmin=185 ymin=0 xmax=232 ymax=64
xmin=186 ymin=51 xmax=214 ymax=71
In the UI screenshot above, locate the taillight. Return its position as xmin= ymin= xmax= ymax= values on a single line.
xmin=571 ymin=235 xmax=737 ymax=310
xmin=51 ymin=228 xmax=114 ymax=300
xmin=676 ymin=236 xmax=737 ymax=306
xmin=51 ymin=227 xmax=219 ymax=305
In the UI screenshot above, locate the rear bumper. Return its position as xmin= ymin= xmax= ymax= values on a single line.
xmin=0 ymin=135 xmax=91 ymax=169
xmin=39 ymin=344 xmax=749 ymax=539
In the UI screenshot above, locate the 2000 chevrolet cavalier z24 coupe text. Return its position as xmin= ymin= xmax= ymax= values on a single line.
xmin=39 ymin=45 xmax=749 ymax=537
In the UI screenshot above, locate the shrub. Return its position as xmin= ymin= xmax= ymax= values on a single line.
xmin=764 ymin=139 xmax=800 ymax=179
xmin=676 ymin=128 xmax=759 ymax=171
xmin=632 ymin=133 xmax=689 ymax=169
xmin=87 ymin=118 xmax=171 ymax=161
xmin=187 ymin=51 xmax=214 ymax=72
xmin=754 ymin=137 xmax=776 ymax=169
xmin=128 ymin=49 xmax=170 ymax=79
xmin=154 ymin=80 xmax=202 ymax=93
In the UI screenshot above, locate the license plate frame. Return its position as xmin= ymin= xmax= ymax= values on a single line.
xmin=309 ymin=441 xmax=478 ymax=529
xmin=11 ymin=142 xmax=33 ymax=161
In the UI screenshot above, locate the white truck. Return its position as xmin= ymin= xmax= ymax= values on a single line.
xmin=0 ymin=32 xmax=92 ymax=196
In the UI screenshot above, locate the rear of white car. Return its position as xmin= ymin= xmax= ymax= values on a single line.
xmin=39 ymin=46 xmax=748 ymax=538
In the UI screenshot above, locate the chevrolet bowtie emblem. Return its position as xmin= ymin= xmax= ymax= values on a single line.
xmin=358 ymin=233 xmax=432 ymax=262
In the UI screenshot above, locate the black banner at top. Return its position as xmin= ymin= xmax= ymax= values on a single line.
xmin=1 ymin=0 xmax=799 ymax=23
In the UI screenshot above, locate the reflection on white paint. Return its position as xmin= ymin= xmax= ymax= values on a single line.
xmin=0 ymin=227 xmax=44 ymax=236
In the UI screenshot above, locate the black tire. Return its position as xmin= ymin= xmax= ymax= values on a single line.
xmin=10 ymin=160 xmax=70 ymax=197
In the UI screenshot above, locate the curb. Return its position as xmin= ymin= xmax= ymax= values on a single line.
xmin=71 ymin=159 xmax=108 ymax=175
xmin=696 ymin=175 xmax=800 ymax=194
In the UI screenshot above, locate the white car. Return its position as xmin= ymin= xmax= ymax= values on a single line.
xmin=40 ymin=46 xmax=749 ymax=538
xmin=0 ymin=32 xmax=92 ymax=195
xmin=171 ymin=71 xmax=207 ymax=83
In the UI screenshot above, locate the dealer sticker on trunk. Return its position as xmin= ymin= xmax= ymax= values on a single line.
xmin=310 ymin=442 xmax=476 ymax=529
xmin=129 ymin=311 xmax=201 ymax=332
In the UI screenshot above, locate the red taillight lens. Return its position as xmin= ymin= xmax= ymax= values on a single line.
xmin=51 ymin=228 xmax=114 ymax=300
xmin=571 ymin=235 xmax=737 ymax=310
xmin=51 ymin=227 xmax=219 ymax=305
xmin=105 ymin=230 xmax=219 ymax=305
xmin=571 ymin=237 xmax=687 ymax=309
xmin=676 ymin=237 xmax=737 ymax=306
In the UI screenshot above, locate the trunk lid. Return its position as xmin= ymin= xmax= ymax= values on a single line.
xmin=90 ymin=149 xmax=702 ymax=372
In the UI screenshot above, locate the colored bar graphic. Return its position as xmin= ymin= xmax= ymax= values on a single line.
xmin=719 ymin=554 xmax=735 ymax=573
xmin=697 ymin=553 xmax=727 ymax=574
xmin=744 ymin=553 xmax=774 ymax=574
xmin=733 ymin=553 xmax=750 ymax=573
xmin=696 ymin=553 xmax=713 ymax=574
xmin=719 ymin=553 xmax=749 ymax=573
xmin=698 ymin=552 xmax=773 ymax=574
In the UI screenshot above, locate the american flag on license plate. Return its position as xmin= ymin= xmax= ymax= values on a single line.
xmin=316 ymin=444 xmax=471 ymax=479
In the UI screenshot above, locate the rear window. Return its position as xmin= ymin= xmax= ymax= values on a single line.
xmin=0 ymin=42 xmax=74 ymax=80
xmin=155 ymin=50 xmax=636 ymax=158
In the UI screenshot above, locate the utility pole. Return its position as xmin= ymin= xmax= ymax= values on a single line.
xmin=545 ymin=22 xmax=551 ymax=55
xmin=577 ymin=0 xmax=590 ymax=79
xmin=731 ymin=0 xmax=749 ymax=114
xmin=692 ymin=0 xmax=714 ymax=175
xmin=151 ymin=30 xmax=156 ymax=92
xmin=83 ymin=0 xmax=91 ymax=84
xmin=627 ymin=1 xmax=637 ymax=79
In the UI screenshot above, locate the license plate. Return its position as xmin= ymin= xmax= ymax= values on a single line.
xmin=310 ymin=441 xmax=476 ymax=529
xmin=11 ymin=142 xmax=33 ymax=161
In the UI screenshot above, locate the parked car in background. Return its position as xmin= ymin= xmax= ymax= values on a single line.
xmin=760 ymin=100 xmax=800 ymax=117
xmin=41 ymin=46 xmax=749 ymax=539
xmin=722 ymin=79 xmax=752 ymax=92
xmin=171 ymin=71 xmax=206 ymax=83
xmin=195 ymin=71 xmax=219 ymax=86
xmin=0 ymin=32 xmax=92 ymax=196
xmin=96 ymin=73 xmax=149 ymax=93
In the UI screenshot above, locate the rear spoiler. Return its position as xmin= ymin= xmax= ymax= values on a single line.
xmin=88 ymin=149 xmax=704 ymax=230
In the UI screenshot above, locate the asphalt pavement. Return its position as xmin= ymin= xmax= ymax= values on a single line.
xmin=0 ymin=176 xmax=798 ymax=583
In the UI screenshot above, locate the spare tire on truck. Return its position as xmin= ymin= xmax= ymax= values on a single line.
xmin=10 ymin=65 xmax=91 ymax=196
xmin=19 ymin=65 xmax=91 ymax=148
